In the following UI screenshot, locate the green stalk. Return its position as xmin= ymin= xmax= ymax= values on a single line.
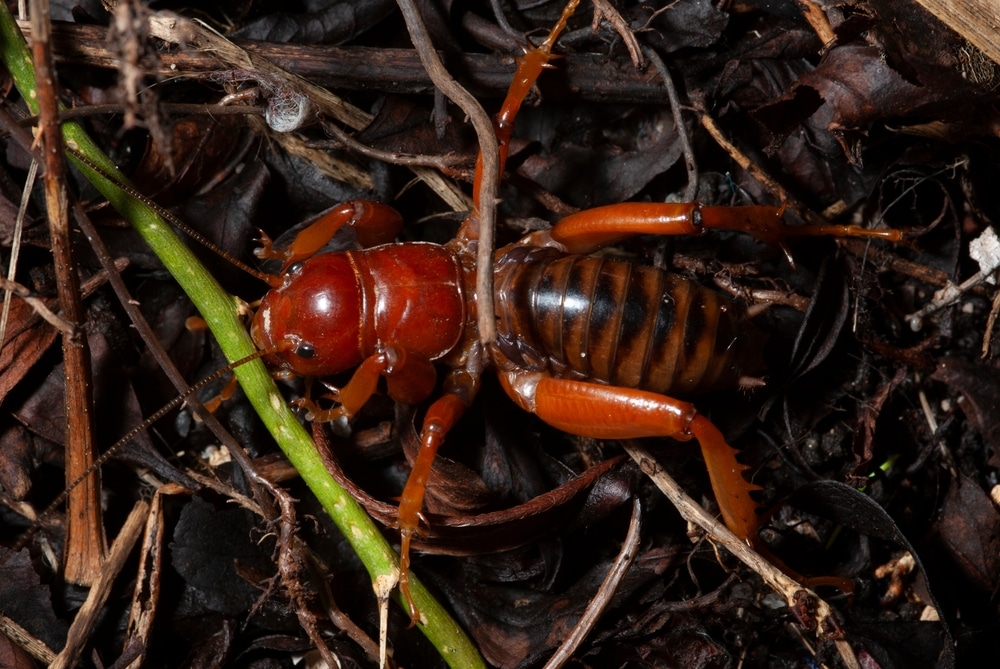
xmin=0 ymin=9 xmax=483 ymax=667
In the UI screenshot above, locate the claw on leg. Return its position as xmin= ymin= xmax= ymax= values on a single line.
xmin=398 ymin=527 xmax=421 ymax=627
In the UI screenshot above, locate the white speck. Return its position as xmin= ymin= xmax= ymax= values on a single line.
xmin=201 ymin=444 xmax=231 ymax=467
xmin=969 ymin=227 xmax=1000 ymax=284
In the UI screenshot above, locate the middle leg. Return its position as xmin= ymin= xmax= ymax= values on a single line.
xmin=395 ymin=360 xmax=482 ymax=625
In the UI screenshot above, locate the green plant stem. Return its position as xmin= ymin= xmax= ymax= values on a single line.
xmin=0 ymin=9 xmax=483 ymax=667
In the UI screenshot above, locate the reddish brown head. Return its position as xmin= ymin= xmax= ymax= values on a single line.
xmin=251 ymin=254 xmax=364 ymax=377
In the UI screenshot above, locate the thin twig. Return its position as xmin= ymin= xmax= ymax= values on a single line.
xmin=593 ymin=0 xmax=643 ymax=68
xmin=312 ymin=120 xmax=467 ymax=169
xmin=699 ymin=110 xmax=800 ymax=213
xmin=798 ymin=0 xmax=836 ymax=46
xmin=0 ymin=103 xmax=42 ymax=157
xmin=839 ymin=238 xmax=951 ymax=287
xmin=17 ymin=101 xmax=268 ymax=125
xmin=31 ymin=0 xmax=106 ymax=586
xmin=312 ymin=553 xmax=387 ymax=665
xmin=543 ymin=498 xmax=642 ymax=669
xmin=660 ymin=572 xmax=738 ymax=612
xmin=711 ymin=274 xmax=811 ymax=312
xmin=23 ymin=20 xmax=665 ymax=103
xmin=0 ymin=613 xmax=56 ymax=665
xmin=0 ymin=103 xmax=39 ymax=353
xmin=643 ymin=45 xmax=697 ymax=201
xmin=621 ymin=441 xmax=844 ymax=638
xmin=49 ymin=501 xmax=149 ymax=669
xmin=0 ymin=277 xmax=75 ymax=334
xmin=395 ymin=0 xmax=500 ymax=346
xmin=271 ymin=486 xmax=343 ymax=669
xmin=0 ymin=159 xmax=38 ymax=348
xmin=906 ymin=268 xmax=999 ymax=331
xmin=983 ymin=287 xmax=1000 ymax=357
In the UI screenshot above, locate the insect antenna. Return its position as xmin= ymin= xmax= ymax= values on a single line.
xmin=66 ymin=147 xmax=277 ymax=286
xmin=2 ymin=344 xmax=282 ymax=563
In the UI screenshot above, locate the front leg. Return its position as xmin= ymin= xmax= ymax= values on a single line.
xmin=299 ymin=346 xmax=437 ymax=422
xmin=256 ymin=200 xmax=404 ymax=273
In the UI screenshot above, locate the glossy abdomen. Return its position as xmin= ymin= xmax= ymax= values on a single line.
xmin=494 ymin=246 xmax=758 ymax=396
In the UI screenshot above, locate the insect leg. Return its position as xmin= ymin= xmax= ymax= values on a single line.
xmin=519 ymin=202 xmax=776 ymax=254
xmin=295 ymin=347 xmax=437 ymax=422
xmin=200 ymin=373 xmax=240 ymax=414
xmin=255 ymin=200 xmax=404 ymax=272
xmin=460 ymin=0 xmax=581 ymax=240
xmin=397 ymin=370 xmax=478 ymax=626
xmin=496 ymin=365 xmax=760 ymax=544
xmin=520 ymin=201 xmax=901 ymax=256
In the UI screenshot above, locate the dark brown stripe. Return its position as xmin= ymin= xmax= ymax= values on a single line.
xmin=642 ymin=273 xmax=683 ymax=393
xmin=532 ymin=256 xmax=572 ymax=363
xmin=612 ymin=265 xmax=662 ymax=388
xmin=561 ymin=258 xmax=599 ymax=377
xmin=587 ymin=259 xmax=627 ymax=382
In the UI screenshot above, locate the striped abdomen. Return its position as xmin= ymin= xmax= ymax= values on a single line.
xmin=493 ymin=246 xmax=760 ymax=396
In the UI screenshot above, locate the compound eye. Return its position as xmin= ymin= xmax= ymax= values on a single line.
xmin=294 ymin=342 xmax=316 ymax=359
xmin=286 ymin=262 xmax=305 ymax=277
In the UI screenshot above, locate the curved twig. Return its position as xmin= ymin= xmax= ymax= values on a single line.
xmin=395 ymin=0 xmax=500 ymax=345
xmin=594 ymin=0 xmax=643 ymax=68
xmin=543 ymin=498 xmax=642 ymax=669
xmin=642 ymin=45 xmax=698 ymax=202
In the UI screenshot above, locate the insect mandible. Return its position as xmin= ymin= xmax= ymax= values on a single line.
xmin=249 ymin=0 xmax=903 ymax=622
